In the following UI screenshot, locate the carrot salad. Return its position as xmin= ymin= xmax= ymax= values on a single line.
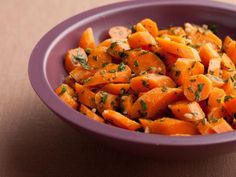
xmin=55 ymin=18 xmax=236 ymax=136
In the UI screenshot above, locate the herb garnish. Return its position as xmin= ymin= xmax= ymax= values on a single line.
xmin=224 ymin=95 xmax=233 ymax=102
xmin=208 ymin=24 xmax=218 ymax=34
xmin=119 ymin=51 xmax=128 ymax=59
xmin=140 ymin=100 xmax=147 ymax=111
xmin=59 ymin=85 xmax=67 ymax=95
xmin=195 ymin=83 xmax=204 ymax=101
xmin=134 ymin=60 xmax=139 ymax=67
xmin=118 ymin=62 xmax=126 ymax=71
xmin=73 ymin=52 xmax=90 ymax=70
xmin=142 ymin=80 xmax=149 ymax=88
xmin=109 ymin=69 xmax=116 ymax=73
xmin=101 ymin=92 xmax=108 ymax=104
xmin=161 ymin=86 xmax=168 ymax=92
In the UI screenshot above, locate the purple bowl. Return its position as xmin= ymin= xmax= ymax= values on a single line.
xmin=28 ymin=0 xmax=236 ymax=159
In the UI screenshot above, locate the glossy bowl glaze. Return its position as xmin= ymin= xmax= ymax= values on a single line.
xmin=28 ymin=0 xmax=236 ymax=159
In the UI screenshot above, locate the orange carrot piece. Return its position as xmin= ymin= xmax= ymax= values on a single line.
xmin=80 ymin=104 xmax=104 ymax=123
xmin=102 ymin=110 xmax=141 ymax=131
xmin=87 ymin=46 xmax=112 ymax=70
xmin=79 ymin=27 xmax=96 ymax=49
xmin=134 ymin=23 xmax=147 ymax=32
xmin=148 ymin=117 xmax=198 ymax=135
xmin=102 ymin=83 xmax=130 ymax=95
xmin=108 ymin=26 xmax=131 ymax=40
xmin=207 ymin=107 xmax=225 ymax=120
xmin=207 ymin=87 xmax=225 ymax=110
xmin=55 ymin=83 xmax=76 ymax=97
xmin=126 ymin=49 xmax=166 ymax=75
xmin=171 ymin=58 xmax=204 ymax=86
xmin=205 ymin=74 xmax=225 ymax=88
xmin=163 ymin=53 xmax=179 ymax=69
xmin=156 ymin=37 xmax=200 ymax=60
xmin=221 ymin=53 xmax=235 ymax=70
xmin=120 ymin=95 xmax=133 ymax=115
xmin=223 ymin=96 xmax=236 ymax=116
xmin=140 ymin=18 xmax=159 ymax=37
xmin=129 ymin=87 xmax=182 ymax=119
xmin=69 ymin=67 xmax=95 ymax=84
xmin=84 ymin=63 xmax=131 ymax=87
xmin=199 ymin=43 xmax=220 ymax=67
xmin=128 ymin=31 xmax=156 ymax=49
xmin=107 ymin=40 xmax=130 ymax=60
xmin=183 ymin=74 xmax=213 ymax=102
xmin=197 ymin=119 xmax=216 ymax=135
xmin=75 ymin=83 xmax=96 ymax=108
xmin=207 ymin=58 xmax=222 ymax=77
xmin=169 ymin=100 xmax=205 ymax=122
xmin=130 ymin=73 xmax=175 ymax=92
xmin=95 ymin=91 xmax=119 ymax=113
xmin=64 ymin=47 xmax=88 ymax=73
xmin=210 ymin=118 xmax=233 ymax=133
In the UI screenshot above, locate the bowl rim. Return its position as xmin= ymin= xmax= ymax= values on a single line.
xmin=28 ymin=0 xmax=236 ymax=147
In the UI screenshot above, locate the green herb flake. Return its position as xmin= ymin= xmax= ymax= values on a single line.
xmin=119 ymin=88 xmax=126 ymax=95
xmin=110 ymin=42 xmax=118 ymax=49
xmin=59 ymin=85 xmax=67 ymax=95
xmin=191 ymin=61 xmax=196 ymax=69
xmin=131 ymin=26 xmax=137 ymax=33
xmin=195 ymin=83 xmax=204 ymax=101
xmin=209 ymin=117 xmax=219 ymax=123
xmin=92 ymin=55 xmax=98 ymax=61
xmin=140 ymin=100 xmax=147 ymax=111
xmin=142 ymin=80 xmax=149 ymax=88
xmin=201 ymin=117 xmax=207 ymax=125
xmin=216 ymin=98 xmax=221 ymax=103
xmin=102 ymin=62 xmax=109 ymax=67
xmin=73 ymin=52 xmax=90 ymax=70
xmin=224 ymin=95 xmax=233 ymax=102
xmin=119 ymin=51 xmax=128 ymax=59
xmin=85 ymin=48 xmax=91 ymax=55
xmin=190 ymin=79 xmax=196 ymax=82
xmin=139 ymin=50 xmax=149 ymax=56
xmin=101 ymin=92 xmax=108 ymax=104
xmin=109 ymin=69 xmax=116 ymax=73
xmin=187 ymin=87 xmax=194 ymax=93
xmin=134 ymin=60 xmax=139 ymax=67
xmin=118 ymin=62 xmax=126 ymax=71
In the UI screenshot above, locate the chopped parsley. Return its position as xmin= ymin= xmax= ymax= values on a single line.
xmin=101 ymin=92 xmax=108 ymax=104
xmin=119 ymin=51 xmax=128 ymax=59
xmin=142 ymin=80 xmax=149 ymax=88
xmin=73 ymin=51 xmax=90 ymax=70
xmin=161 ymin=86 xmax=168 ymax=92
xmin=175 ymin=70 xmax=181 ymax=77
xmin=59 ymin=85 xmax=67 ymax=95
xmin=110 ymin=42 xmax=118 ymax=49
xmin=131 ymin=26 xmax=137 ymax=33
xmin=208 ymin=24 xmax=218 ymax=34
xmin=134 ymin=60 xmax=139 ymax=67
xmin=195 ymin=83 xmax=204 ymax=101
xmin=119 ymin=88 xmax=126 ymax=95
xmin=102 ymin=62 xmax=109 ymax=67
xmin=224 ymin=95 xmax=233 ymax=102
xmin=85 ymin=48 xmax=91 ymax=55
xmin=118 ymin=62 xmax=126 ymax=71
xmin=140 ymin=100 xmax=147 ymax=111
xmin=92 ymin=55 xmax=98 ymax=61
xmin=191 ymin=61 xmax=196 ymax=69
xmin=109 ymin=69 xmax=116 ymax=73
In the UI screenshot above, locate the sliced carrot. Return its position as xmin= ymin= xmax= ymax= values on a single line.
xmin=58 ymin=92 xmax=79 ymax=110
xmin=207 ymin=87 xmax=225 ymax=110
xmin=64 ymin=75 xmax=76 ymax=89
xmin=163 ymin=52 xmax=179 ymax=69
xmin=199 ymin=43 xmax=220 ymax=67
xmin=209 ymin=118 xmax=233 ymax=133
xmin=95 ymin=91 xmax=119 ymax=113
xmin=120 ymin=95 xmax=133 ymax=115
xmin=221 ymin=53 xmax=235 ymax=70
xmin=130 ymin=73 xmax=175 ymax=92
xmin=207 ymin=58 xmax=222 ymax=77
xmin=69 ymin=67 xmax=95 ymax=84
xmin=169 ymin=100 xmax=205 ymax=122
xmin=87 ymin=46 xmax=112 ymax=70
xmin=129 ymin=87 xmax=182 ymax=119
xmin=197 ymin=119 xmax=216 ymax=135
xmin=183 ymin=74 xmax=213 ymax=102
xmin=102 ymin=110 xmax=141 ymax=131
xmin=102 ymin=83 xmax=130 ymax=95
xmin=226 ymin=40 xmax=236 ymax=65
xmin=160 ymin=34 xmax=186 ymax=44
xmin=75 ymin=83 xmax=96 ymax=108
xmin=140 ymin=18 xmax=159 ymax=37
xmin=156 ymin=37 xmax=200 ymax=60
xmin=126 ymin=49 xmax=166 ymax=75
xmin=207 ymin=107 xmax=225 ymax=120
xmin=79 ymin=27 xmax=96 ymax=49
xmin=84 ymin=63 xmax=131 ymax=87
xmin=134 ymin=23 xmax=147 ymax=32
xmin=64 ymin=47 xmax=88 ymax=73
xmin=55 ymin=83 xmax=76 ymax=97
xmin=107 ymin=40 xmax=130 ymax=60
xmin=80 ymin=104 xmax=104 ymax=123
xmin=171 ymin=58 xmax=204 ymax=85
xmin=148 ymin=117 xmax=198 ymax=135
xmin=128 ymin=31 xmax=156 ymax=49
xmin=158 ymin=27 xmax=186 ymax=36
xmin=108 ymin=26 xmax=131 ymax=40
xmin=205 ymin=74 xmax=225 ymax=88
xmin=223 ymin=96 xmax=236 ymax=116
xmin=223 ymin=36 xmax=233 ymax=52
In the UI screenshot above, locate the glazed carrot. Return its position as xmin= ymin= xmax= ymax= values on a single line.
xmin=64 ymin=47 xmax=88 ymax=73
xmin=97 ymin=38 xmax=116 ymax=47
xmin=158 ymin=26 xmax=186 ymax=36
xmin=55 ymin=84 xmax=79 ymax=109
xmin=130 ymin=73 xmax=176 ymax=92
xmin=209 ymin=118 xmax=233 ymax=133
xmin=102 ymin=110 xmax=141 ymax=131
xmin=108 ymin=26 xmax=131 ymax=40
xmin=225 ymin=40 xmax=236 ymax=65
xmin=80 ymin=104 xmax=104 ymax=123
xmin=207 ymin=107 xmax=225 ymax=120
xmin=221 ymin=53 xmax=235 ymax=70
xmin=171 ymin=58 xmax=204 ymax=85
xmin=87 ymin=46 xmax=112 ymax=70
xmin=120 ymin=95 xmax=133 ymax=115
xmin=169 ymin=100 xmax=205 ymax=122
xmin=207 ymin=58 xmax=222 ymax=77
xmin=126 ymin=49 xmax=166 ymax=75
xmin=107 ymin=40 xmax=130 ymax=60
xmin=163 ymin=53 xmax=179 ymax=69
xmin=199 ymin=43 xmax=220 ymax=67
xmin=197 ymin=119 xmax=216 ymax=135
xmin=129 ymin=87 xmax=182 ymax=119
xmin=69 ymin=67 xmax=95 ymax=84
xmin=139 ymin=119 xmax=153 ymax=129
xmin=156 ymin=37 xmax=200 ymax=60
xmin=140 ymin=18 xmax=159 ymax=37
xmin=221 ymin=70 xmax=236 ymax=96
xmin=95 ymin=91 xmax=119 ymax=113
xmin=79 ymin=27 xmax=96 ymax=49
xmin=64 ymin=75 xmax=76 ymax=88
xmin=223 ymin=96 xmax=236 ymax=116
xmin=128 ymin=31 xmax=156 ymax=49
xmin=83 ymin=63 xmax=131 ymax=87
xmin=75 ymin=83 xmax=96 ymax=108
xmin=102 ymin=83 xmax=130 ymax=95
xmin=160 ymin=34 xmax=186 ymax=44
xmin=134 ymin=23 xmax=147 ymax=32
xmin=148 ymin=117 xmax=198 ymax=135
xmin=223 ymin=36 xmax=233 ymax=52
xmin=207 ymin=87 xmax=225 ymax=110
xmin=205 ymin=74 xmax=225 ymax=88
xmin=183 ymin=74 xmax=213 ymax=102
